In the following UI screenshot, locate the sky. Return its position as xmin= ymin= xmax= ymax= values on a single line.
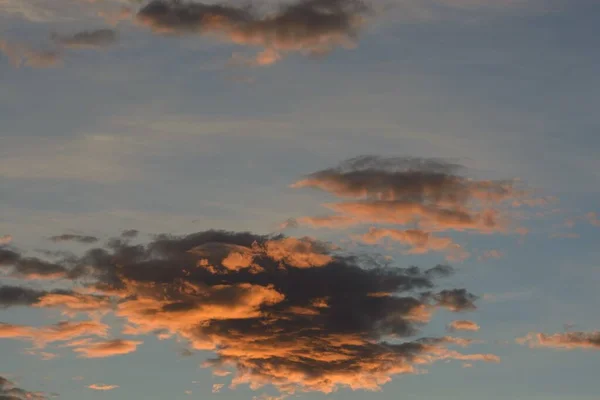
xmin=1 ymin=0 xmax=599 ymax=399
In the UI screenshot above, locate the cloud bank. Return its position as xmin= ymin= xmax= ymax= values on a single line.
xmin=1 ymin=229 xmax=495 ymax=395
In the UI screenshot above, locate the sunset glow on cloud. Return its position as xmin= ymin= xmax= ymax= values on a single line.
xmin=1 ymin=0 xmax=598 ymax=399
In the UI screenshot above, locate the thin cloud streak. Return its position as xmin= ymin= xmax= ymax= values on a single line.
xmin=518 ymin=331 xmax=600 ymax=350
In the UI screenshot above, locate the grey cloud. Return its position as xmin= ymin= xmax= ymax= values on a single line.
xmin=0 ymin=285 xmax=44 ymax=307
xmin=0 ymin=376 xmax=46 ymax=400
xmin=49 ymin=234 xmax=99 ymax=244
xmin=136 ymin=0 xmax=368 ymax=65
xmin=51 ymin=29 xmax=118 ymax=48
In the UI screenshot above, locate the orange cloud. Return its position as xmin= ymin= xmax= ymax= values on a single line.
xmin=88 ymin=384 xmax=119 ymax=391
xmin=3 ymin=230 xmax=491 ymax=395
xmin=0 ymin=320 xmax=108 ymax=348
xmin=34 ymin=292 xmax=112 ymax=316
xmin=71 ymin=339 xmax=142 ymax=358
xmin=360 ymin=227 xmax=469 ymax=261
xmin=448 ymin=320 xmax=480 ymax=332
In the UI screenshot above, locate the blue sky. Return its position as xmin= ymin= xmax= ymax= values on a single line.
xmin=1 ymin=0 xmax=599 ymax=399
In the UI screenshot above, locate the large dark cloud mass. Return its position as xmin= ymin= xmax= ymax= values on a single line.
xmin=0 ymin=229 xmax=496 ymax=395
xmin=136 ymin=0 xmax=368 ymax=65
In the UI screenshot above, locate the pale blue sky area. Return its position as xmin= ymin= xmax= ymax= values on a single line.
xmin=1 ymin=0 xmax=599 ymax=399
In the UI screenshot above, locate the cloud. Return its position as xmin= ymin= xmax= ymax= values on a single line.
xmin=49 ymin=234 xmax=99 ymax=244
xmin=0 ymin=39 xmax=61 ymax=68
xmin=70 ymin=339 xmax=142 ymax=358
xmin=0 ymin=285 xmax=45 ymax=307
xmin=136 ymin=0 xmax=368 ymax=65
xmin=0 ymin=235 xmax=12 ymax=245
xmin=52 ymin=29 xmax=118 ymax=48
xmin=586 ymin=212 xmax=600 ymax=227
xmin=518 ymin=331 xmax=600 ymax=351
xmin=121 ymin=229 xmax=139 ymax=238
xmin=0 ymin=249 xmax=72 ymax=280
xmin=212 ymin=383 xmax=224 ymax=393
xmin=0 ymin=320 xmax=109 ymax=349
xmin=88 ymin=384 xmax=119 ymax=391
xmin=447 ymin=320 xmax=480 ymax=332
xmin=291 ymin=156 xmax=527 ymax=234
xmin=0 ymin=285 xmax=111 ymax=316
xmin=3 ymin=229 xmax=496 ymax=395
xmin=33 ymin=292 xmax=113 ymax=316
xmin=433 ymin=289 xmax=477 ymax=312
xmin=0 ymin=376 xmax=46 ymax=400
xmin=360 ymin=228 xmax=469 ymax=261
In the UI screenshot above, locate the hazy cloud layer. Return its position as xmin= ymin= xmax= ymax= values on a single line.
xmin=518 ymin=331 xmax=600 ymax=350
xmin=0 ymin=39 xmax=61 ymax=68
xmin=136 ymin=0 xmax=368 ymax=65
xmin=2 ymin=230 xmax=495 ymax=395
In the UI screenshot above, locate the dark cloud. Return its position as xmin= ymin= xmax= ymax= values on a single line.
xmin=51 ymin=29 xmax=118 ymax=48
xmin=0 ymin=285 xmax=44 ymax=307
xmin=0 ymin=376 xmax=46 ymax=400
xmin=121 ymin=229 xmax=139 ymax=239
xmin=289 ymin=157 xmax=543 ymax=258
xmin=0 ymin=251 xmax=70 ymax=280
xmin=49 ymin=234 xmax=99 ymax=244
xmin=432 ymin=289 xmax=478 ymax=312
xmin=518 ymin=331 xmax=600 ymax=350
xmin=136 ymin=0 xmax=368 ymax=65
xmin=3 ymin=229 xmax=496 ymax=395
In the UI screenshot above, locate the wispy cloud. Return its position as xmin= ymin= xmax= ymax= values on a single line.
xmin=0 ymin=320 xmax=109 ymax=349
xmin=0 ymin=39 xmax=61 ymax=68
xmin=518 ymin=331 xmax=600 ymax=351
xmin=88 ymin=383 xmax=119 ymax=391
xmin=70 ymin=338 xmax=142 ymax=358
